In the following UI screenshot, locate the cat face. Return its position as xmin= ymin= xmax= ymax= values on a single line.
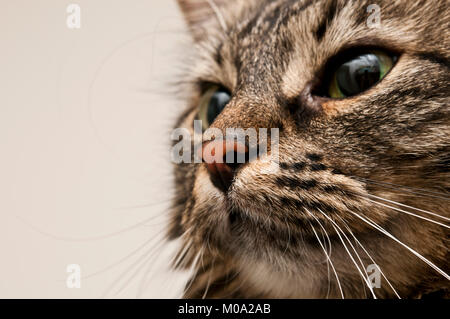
xmin=170 ymin=0 xmax=449 ymax=298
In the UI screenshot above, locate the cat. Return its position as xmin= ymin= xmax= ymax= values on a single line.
xmin=168 ymin=0 xmax=449 ymax=298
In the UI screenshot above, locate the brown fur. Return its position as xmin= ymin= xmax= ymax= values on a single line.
xmin=170 ymin=0 xmax=450 ymax=298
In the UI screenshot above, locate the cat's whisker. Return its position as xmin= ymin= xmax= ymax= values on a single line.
xmin=178 ymin=228 xmax=204 ymax=268
xmin=116 ymin=198 xmax=174 ymax=210
xmin=356 ymin=176 xmax=450 ymax=197
xmin=114 ymin=239 xmax=168 ymax=297
xmin=182 ymin=247 xmax=204 ymax=297
xmin=200 ymin=244 xmax=206 ymax=272
xmin=334 ymin=214 xmax=401 ymax=299
xmin=172 ymin=237 xmax=194 ymax=269
xmin=202 ymin=259 xmax=215 ymax=299
xmin=365 ymin=194 xmax=450 ymax=222
xmin=320 ymin=230 xmax=332 ymax=299
xmin=351 ymin=176 xmax=450 ymax=201
xmin=206 ymin=0 xmax=228 ymax=34
xmin=315 ymin=209 xmax=377 ymax=299
xmin=333 ymin=216 xmax=371 ymax=298
xmin=306 ymin=210 xmax=333 ymax=298
xmin=332 ymin=225 xmax=372 ymax=297
xmin=347 ymin=209 xmax=450 ymax=281
xmin=82 ymin=226 xmax=167 ymax=281
xmin=362 ymin=197 xmax=450 ymax=229
xmin=101 ymin=237 xmax=166 ymax=298
xmin=136 ymin=236 xmax=189 ymax=297
xmin=15 ymin=212 xmax=169 ymax=242
xmin=307 ymin=210 xmax=333 ymax=258
xmin=313 ymin=219 xmax=333 ymax=298
xmin=305 ymin=209 xmax=344 ymax=299
xmin=171 ymin=230 xmax=192 ymax=267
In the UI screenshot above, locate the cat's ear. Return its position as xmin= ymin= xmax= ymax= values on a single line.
xmin=177 ymin=0 xmax=229 ymax=41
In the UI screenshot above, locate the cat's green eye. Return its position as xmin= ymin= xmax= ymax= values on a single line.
xmin=328 ymin=50 xmax=395 ymax=98
xmin=197 ymin=85 xmax=231 ymax=130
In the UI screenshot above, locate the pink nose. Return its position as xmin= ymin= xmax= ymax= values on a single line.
xmin=199 ymin=139 xmax=249 ymax=192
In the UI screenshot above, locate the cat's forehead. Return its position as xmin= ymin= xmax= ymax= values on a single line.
xmin=228 ymin=0 xmax=445 ymax=46
xmin=195 ymin=0 xmax=447 ymax=94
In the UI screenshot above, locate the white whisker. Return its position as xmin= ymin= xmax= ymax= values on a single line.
xmin=334 ymin=214 xmax=401 ymax=299
xmin=307 ymin=210 xmax=333 ymax=297
xmin=363 ymin=197 xmax=450 ymax=229
xmin=319 ymin=229 xmax=332 ymax=298
xmin=352 ymin=176 xmax=450 ymax=201
xmin=347 ymin=209 xmax=450 ymax=281
xmin=315 ymin=209 xmax=377 ymax=299
xmin=202 ymin=262 xmax=214 ymax=299
xmin=366 ymin=194 xmax=450 ymax=222
xmin=183 ymin=247 xmax=204 ymax=297
xmin=102 ymin=238 xmax=165 ymax=298
xmin=81 ymin=227 xmax=166 ymax=281
xmin=206 ymin=0 xmax=227 ymax=34
xmin=305 ymin=211 xmax=344 ymax=299
xmin=115 ymin=240 xmax=167 ymax=297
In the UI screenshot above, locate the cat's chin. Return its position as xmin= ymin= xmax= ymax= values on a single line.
xmin=226 ymin=207 xmax=320 ymax=245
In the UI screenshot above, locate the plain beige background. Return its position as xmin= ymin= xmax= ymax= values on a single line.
xmin=0 ymin=0 xmax=192 ymax=298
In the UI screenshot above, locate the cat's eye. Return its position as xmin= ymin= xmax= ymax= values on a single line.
xmin=328 ymin=50 xmax=395 ymax=98
xmin=197 ymin=85 xmax=231 ymax=130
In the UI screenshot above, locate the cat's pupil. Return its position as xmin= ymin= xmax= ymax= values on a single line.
xmin=336 ymin=53 xmax=381 ymax=96
xmin=207 ymin=91 xmax=231 ymax=125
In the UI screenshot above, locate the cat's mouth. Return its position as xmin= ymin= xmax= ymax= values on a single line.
xmin=222 ymin=204 xmax=327 ymax=264
xmin=227 ymin=206 xmax=314 ymax=237
xmin=194 ymin=165 xmax=319 ymax=245
xmin=217 ymin=189 xmax=333 ymax=253
xmin=192 ymin=157 xmax=391 ymax=258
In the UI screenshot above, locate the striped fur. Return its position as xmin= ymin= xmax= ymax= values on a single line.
xmin=170 ymin=0 xmax=450 ymax=298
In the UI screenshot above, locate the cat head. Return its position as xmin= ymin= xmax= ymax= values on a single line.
xmin=170 ymin=0 xmax=449 ymax=298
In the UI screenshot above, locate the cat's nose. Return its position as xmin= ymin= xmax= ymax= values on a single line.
xmin=200 ymin=139 xmax=249 ymax=192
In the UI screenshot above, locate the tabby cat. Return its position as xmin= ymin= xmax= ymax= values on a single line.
xmin=169 ymin=0 xmax=449 ymax=298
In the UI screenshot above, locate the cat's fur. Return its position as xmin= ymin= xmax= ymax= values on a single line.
xmin=169 ymin=0 xmax=449 ymax=298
